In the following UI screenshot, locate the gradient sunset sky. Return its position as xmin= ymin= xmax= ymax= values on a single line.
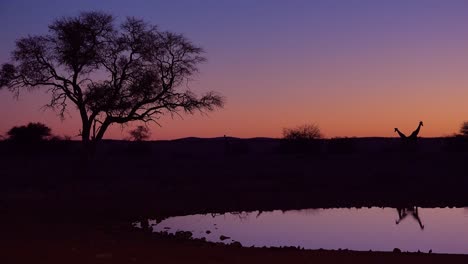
xmin=2 ymin=0 xmax=468 ymax=139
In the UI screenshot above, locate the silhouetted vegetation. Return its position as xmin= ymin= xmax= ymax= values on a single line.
xmin=0 ymin=11 xmax=224 ymax=154
xmin=7 ymin=122 xmax=51 ymax=142
xmin=281 ymin=124 xmax=322 ymax=154
xmin=1 ymin=123 xmax=82 ymax=155
xmin=459 ymin=121 xmax=468 ymax=137
xmin=125 ymin=126 xmax=153 ymax=155
xmin=438 ymin=121 xmax=468 ymax=151
xmin=129 ymin=126 xmax=151 ymax=141
xmin=283 ymin=124 xmax=322 ymax=141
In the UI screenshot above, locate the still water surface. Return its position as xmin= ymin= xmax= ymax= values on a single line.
xmin=144 ymin=207 xmax=468 ymax=254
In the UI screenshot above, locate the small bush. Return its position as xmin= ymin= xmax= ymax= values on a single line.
xmin=129 ymin=125 xmax=151 ymax=141
xmin=7 ymin=122 xmax=51 ymax=143
xmin=283 ymin=124 xmax=322 ymax=141
xmin=125 ymin=126 xmax=152 ymax=155
xmin=281 ymin=123 xmax=322 ymax=154
xmin=460 ymin=121 xmax=468 ymax=137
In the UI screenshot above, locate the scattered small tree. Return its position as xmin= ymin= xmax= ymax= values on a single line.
xmin=7 ymin=122 xmax=52 ymax=142
xmin=281 ymin=123 xmax=322 ymax=154
xmin=283 ymin=123 xmax=322 ymax=141
xmin=460 ymin=121 xmax=468 ymax=137
xmin=0 ymin=11 xmax=223 ymax=154
xmin=129 ymin=125 xmax=151 ymax=141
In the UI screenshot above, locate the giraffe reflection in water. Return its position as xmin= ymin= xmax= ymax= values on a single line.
xmin=396 ymin=207 xmax=424 ymax=230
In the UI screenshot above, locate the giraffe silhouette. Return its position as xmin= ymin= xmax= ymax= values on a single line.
xmin=395 ymin=207 xmax=424 ymax=230
xmin=394 ymin=121 xmax=423 ymax=140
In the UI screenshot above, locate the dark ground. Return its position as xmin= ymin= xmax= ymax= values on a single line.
xmin=1 ymin=137 xmax=468 ymax=263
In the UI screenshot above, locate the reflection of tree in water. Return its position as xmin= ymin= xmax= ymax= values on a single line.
xmin=251 ymin=209 xmax=322 ymax=219
xmin=396 ymin=207 xmax=424 ymax=230
xmin=209 ymin=209 xmax=322 ymax=220
xmin=230 ymin=211 xmax=251 ymax=221
xmin=286 ymin=209 xmax=321 ymax=215
xmin=210 ymin=213 xmax=222 ymax=218
xmin=209 ymin=211 xmax=251 ymax=221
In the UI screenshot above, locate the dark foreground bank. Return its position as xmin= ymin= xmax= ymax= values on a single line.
xmin=3 ymin=221 xmax=468 ymax=264
xmin=1 ymin=137 xmax=468 ymax=262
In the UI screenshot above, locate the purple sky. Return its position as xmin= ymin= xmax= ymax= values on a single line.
xmin=2 ymin=0 xmax=468 ymax=139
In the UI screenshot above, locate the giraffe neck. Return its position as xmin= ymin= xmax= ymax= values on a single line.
xmin=408 ymin=123 xmax=422 ymax=139
xmin=415 ymin=124 xmax=422 ymax=133
xmin=395 ymin=128 xmax=407 ymax=139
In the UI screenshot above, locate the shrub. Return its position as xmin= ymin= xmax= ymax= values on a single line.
xmin=7 ymin=122 xmax=51 ymax=142
xmin=460 ymin=121 xmax=468 ymax=137
xmin=125 ymin=126 xmax=152 ymax=155
xmin=283 ymin=124 xmax=322 ymax=141
xmin=281 ymin=123 xmax=322 ymax=154
xmin=129 ymin=126 xmax=151 ymax=141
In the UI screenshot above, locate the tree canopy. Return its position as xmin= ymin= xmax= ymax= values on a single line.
xmin=0 ymin=11 xmax=223 ymax=150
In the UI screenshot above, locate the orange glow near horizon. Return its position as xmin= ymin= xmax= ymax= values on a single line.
xmin=2 ymin=1 xmax=468 ymax=140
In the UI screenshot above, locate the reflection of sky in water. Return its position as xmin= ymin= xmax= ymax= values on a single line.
xmin=148 ymin=207 xmax=468 ymax=254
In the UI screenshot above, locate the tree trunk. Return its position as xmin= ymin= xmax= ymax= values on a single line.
xmin=95 ymin=120 xmax=111 ymax=142
xmin=80 ymin=119 xmax=97 ymax=161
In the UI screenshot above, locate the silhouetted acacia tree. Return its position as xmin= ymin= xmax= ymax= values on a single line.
xmin=460 ymin=121 xmax=468 ymax=137
xmin=7 ymin=122 xmax=52 ymax=142
xmin=129 ymin=125 xmax=151 ymax=141
xmin=0 ymin=11 xmax=223 ymax=153
xmin=283 ymin=123 xmax=322 ymax=141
